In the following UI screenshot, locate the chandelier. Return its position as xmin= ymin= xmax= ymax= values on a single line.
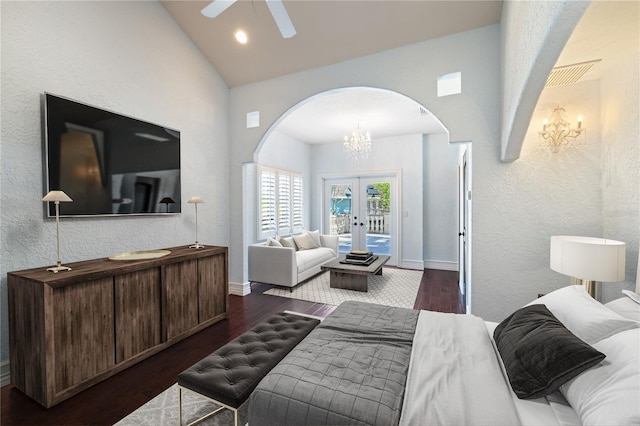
xmin=539 ymin=107 xmax=585 ymax=153
xmin=343 ymin=123 xmax=371 ymax=161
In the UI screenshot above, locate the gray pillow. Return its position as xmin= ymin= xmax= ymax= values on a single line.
xmin=493 ymin=304 xmax=605 ymax=399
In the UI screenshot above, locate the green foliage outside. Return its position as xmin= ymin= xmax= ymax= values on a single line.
xmin=371 ymin=182 xmax=390 ymax=211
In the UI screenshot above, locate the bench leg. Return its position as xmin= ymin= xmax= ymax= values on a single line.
xmin=178 ymin=385 xmax=240 ymax=426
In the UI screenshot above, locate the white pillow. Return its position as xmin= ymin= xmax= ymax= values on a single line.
xmin=279 ymin=237 xmax=296 ymax=249
xmin=292 ymin=232 xmax=319 ymax=251
xmin=526 ymin=286 xmax=639 ymax=344
xmin=308 ymin=230 xmax=321 ymax=247
xmin=560 ymin=328 xmax=640 ymax=426
xmin=265 ymin=237 xmax=282 ymax=247
xmin=622 ymin=289 xmax=640 ymax=305
xmin=605 ymin=297 xmax=640 ymax=322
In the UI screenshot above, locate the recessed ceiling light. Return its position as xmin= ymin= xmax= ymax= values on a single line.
xmin=235 ymin=30 xmax=248 ymax=44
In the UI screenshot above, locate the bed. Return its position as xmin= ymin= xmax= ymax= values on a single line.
xmin=248 ymin=285 xmax=640 ymax=425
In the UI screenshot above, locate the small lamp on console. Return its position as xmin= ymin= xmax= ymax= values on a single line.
xmin=188 ymin=196 xmax=205 ymax=249
xmin=550 ymin=236 xmax=626 ymax=298
xmin=42 ymin=190 xmax=73 ymax=273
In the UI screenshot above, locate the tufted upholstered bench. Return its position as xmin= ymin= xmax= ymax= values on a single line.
xmin=177 ymin=312 xmax=321 ymax=426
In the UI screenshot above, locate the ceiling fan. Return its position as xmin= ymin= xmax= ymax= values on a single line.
xmin=201 ymin=0 xmax=296 ymax=39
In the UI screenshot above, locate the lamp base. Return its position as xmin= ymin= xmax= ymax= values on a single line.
xmin=572 ymin=278 xmax=597 ymax=298
xmin=47 ymin=265 xmax=72 ymax=273
xmin=189 ymin=243 xmax=205 ymax=249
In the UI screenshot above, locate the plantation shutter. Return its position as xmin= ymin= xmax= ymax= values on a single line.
xmin=278 ymin=172 xmax=291 ymax=234
xmin=258 ymin=168 xmax=277 ymax=239
xmin=292 ymin=173 xmax=304 ymax=233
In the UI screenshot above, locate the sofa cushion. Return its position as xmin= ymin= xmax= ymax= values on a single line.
xmin=296 ymin=247 xmax=336 ymax=272
xmin=293 ymin=232 xmax=319 ymax=250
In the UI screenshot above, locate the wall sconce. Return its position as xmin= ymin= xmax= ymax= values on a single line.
xmin=539 ymin=107 xmax=585 ymax=153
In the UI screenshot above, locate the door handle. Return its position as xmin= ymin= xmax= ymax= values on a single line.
xmin=360 ymin=223 xmax=365 ymax=226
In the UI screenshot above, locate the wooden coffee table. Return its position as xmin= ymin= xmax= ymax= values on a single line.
xmin=321 ymin=255 xmax=390 ymax=292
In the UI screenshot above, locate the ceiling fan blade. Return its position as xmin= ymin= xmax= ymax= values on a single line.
xmin=201 ymin=0 xmax=236 ymax=18
xmin=265 ymin=0 xmax=296 ymax=38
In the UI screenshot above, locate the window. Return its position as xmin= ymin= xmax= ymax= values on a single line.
xmin=258 ymin=166 xmax=303 ymax=239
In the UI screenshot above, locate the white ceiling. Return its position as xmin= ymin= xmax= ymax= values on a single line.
xmin=162 ymin=1 xmax=637 ymax=145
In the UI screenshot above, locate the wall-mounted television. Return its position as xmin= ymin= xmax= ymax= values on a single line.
xmin=43 ymin=93 xmax=181 ymax=217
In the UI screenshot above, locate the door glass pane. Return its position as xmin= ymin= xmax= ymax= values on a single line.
xmin=329 ymin=183 xmax=352 ymax=254
xmin=365 ymin=182 xmax=390 ymax=256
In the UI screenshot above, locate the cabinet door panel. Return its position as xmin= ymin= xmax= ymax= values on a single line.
xmin=198 ymin=254 xmax=227 ymax=323
xmin=163 ymin=260 xmax=198 ymax=340
xmin=115 ymin=269 xmax=161 ymax=363
xmin=52 ymin=278 xmax=114 ymax=393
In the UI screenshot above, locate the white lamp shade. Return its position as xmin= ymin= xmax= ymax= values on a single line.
xmin=550 ymin=236 xmax=626 ymax=282
xmin=42 ymin=190 xmax=73 ymax=202
xmin=188 ymin=196 xmax=204 ymax=204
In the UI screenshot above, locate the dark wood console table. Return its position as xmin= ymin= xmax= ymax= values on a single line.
xmin=7 ymin=245 xmax=228 ymax=408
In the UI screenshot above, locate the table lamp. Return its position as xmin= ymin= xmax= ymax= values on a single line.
xmin=188 ymin=196 xmax=205 ymax=248
xmin=42 ymin=190 xmax=73 ymax=273
xmin=550 ymin=236 xmax=626 ymax=298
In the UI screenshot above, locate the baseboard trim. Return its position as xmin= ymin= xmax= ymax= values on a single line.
xmin=401 ymin=260 xmax=425 ymax=270
xmin=424 ymin=260 xmax=458 ymax=271
xmin=229 ymin=281 xmax=251 ymax=296
xmin=1 ymin=360 xmax=10 ymax=387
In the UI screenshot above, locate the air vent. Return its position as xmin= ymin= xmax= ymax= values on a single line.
xmin=545 ymin=59 xmax=601 ymax=88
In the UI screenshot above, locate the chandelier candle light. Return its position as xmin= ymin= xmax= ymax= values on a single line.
xmin=42 ymin=190 xmax=73 ymax=273
xmin=539 ymin=107 xmax=585 ymax=153
xmin=188 ymin=196 xmax=205 ymax=248
xmin=344 ymin=122 xmax=372 ymax=162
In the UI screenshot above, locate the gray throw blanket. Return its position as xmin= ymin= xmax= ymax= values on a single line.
xmin=249 ymin=301 xmax=419 ymax=425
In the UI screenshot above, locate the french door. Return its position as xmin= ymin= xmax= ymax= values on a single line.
xmin=324 ymin=175 xmax=397 ymax=265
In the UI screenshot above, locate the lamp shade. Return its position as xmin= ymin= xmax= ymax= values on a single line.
xmin=188 ymin=196 xmax=204 ymax=204
xmin=159 ymin=197 xmax=175 ymax=204
xmin=42 ymin=190 xmax=73 ymax=202
xmin=550 ymin=236 xmax=626 ymax=282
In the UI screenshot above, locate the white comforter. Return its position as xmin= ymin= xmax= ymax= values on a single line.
xmin=399 ymin=310 xmax=521 ymax=426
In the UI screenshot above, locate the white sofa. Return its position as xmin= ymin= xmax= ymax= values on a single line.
xmin=248 ymin=231 xmax=339 ymax=290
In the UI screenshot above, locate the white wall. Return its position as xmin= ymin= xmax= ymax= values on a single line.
xmin=229 ymin=25 xmax=501 ymax=298
xmin=600 ymin=50 xmax=640 ymax=301
xmin=0 ymin=1 xmax=230 ymax=364
xmin=310 ymin=134 xmax=424 ymax=268
xmin=256 ymin=129 xmax=312 ymax=231
xmin=423 ymin=133 xmax=459 ymax=269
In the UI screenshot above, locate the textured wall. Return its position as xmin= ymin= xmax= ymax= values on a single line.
xmin=500 ymin=0 xmax=590 ymax=160
xmin=0 ymin=1 xmax=230 ymax=363
xmin=600 ymin=49 xmax=640 ymax=300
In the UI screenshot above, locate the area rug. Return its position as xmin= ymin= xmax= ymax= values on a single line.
xmin=263 ymin=268 xmax=422 ymax=309
xmin=115 ymin=383 xmax=248 ymax=426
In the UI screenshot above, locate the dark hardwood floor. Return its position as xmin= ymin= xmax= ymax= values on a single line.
xmin=1 ymin=268 xmax=462 ymax=426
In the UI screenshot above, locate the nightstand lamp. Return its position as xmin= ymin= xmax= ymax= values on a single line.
xmin=550 ymin=236 xmax=626 ymax=298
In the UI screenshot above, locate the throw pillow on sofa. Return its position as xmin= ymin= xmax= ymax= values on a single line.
xmin=293 ymin=232 xmax=319 ymax=251
xmin=266 ymin=237 xmax=283 ymax=247
xmin=279 ymin=237 xmax=297 ymax=249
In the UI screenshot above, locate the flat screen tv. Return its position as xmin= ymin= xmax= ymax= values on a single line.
xmin=43 ymin=93 xmax=181 ymax=217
